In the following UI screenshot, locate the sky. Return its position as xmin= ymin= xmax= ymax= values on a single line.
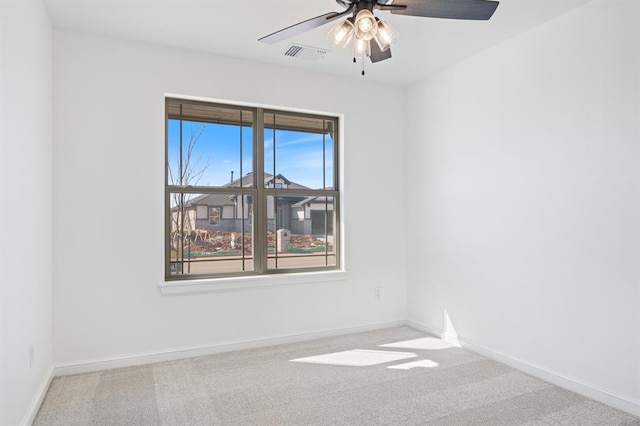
xmin=167 ymin=119 xmax=334 ymax=190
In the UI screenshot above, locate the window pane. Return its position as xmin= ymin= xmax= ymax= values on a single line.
xmin=266 ymin=195 xmax=336 ymax=271
xmin=168 ymin=191 xmax=254 ymax=276
xmin=167 ymin=119 xmax=181 ymax=186
xmin=263 ymin=113 xmax=335 ymax=190
xmin=167 ymin=103 xmax=253 ymax=188
xmin=324 ymin=132 xmax=335 ymax=190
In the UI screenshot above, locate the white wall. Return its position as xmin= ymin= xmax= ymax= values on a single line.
xmin=406 ymin=0 xmax=640 ymax=412
xmin=0 ymin=1 xmax=53 ymax=425
xmin=52 ymin=31 xmax=407 ymax=365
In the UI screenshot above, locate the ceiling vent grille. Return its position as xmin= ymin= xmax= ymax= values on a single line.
xmin=282 ymin=44 xmax=328 ymax=62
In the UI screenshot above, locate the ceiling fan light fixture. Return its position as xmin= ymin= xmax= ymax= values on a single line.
xmin=354 ymin=9 xmax=377 ymax=41
xmin=259 ymin=0 xmax=500 ymax=72
xmin=373 ymin=19 xmax=399 ymax=52
xmin=329 ymin=18 xmax=354 ymax=48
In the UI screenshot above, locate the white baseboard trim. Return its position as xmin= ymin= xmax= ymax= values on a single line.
xmin=405 ymin=319 xmax=444 ymax=338
xmin=54 ymin=319 xmax=408 ymax=376
xmin=460 ymin=336 xmax=640 ymax=417
xmin=406 ymin=319 xmax=640 ymax=418
xmin=21 ymin=366 xmax=54 ymax=426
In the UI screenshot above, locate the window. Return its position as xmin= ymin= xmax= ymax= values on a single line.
xmin=208 ymin=207 xmax=221 ymax=226
xmin=195 ymin=205 xmax=208 ymax=220
xmin=165 ymin=98 xmax=340 ymax=280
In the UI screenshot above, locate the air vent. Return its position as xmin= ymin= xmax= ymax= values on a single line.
xmin=282 ymin=44 xmax=328 ymax=62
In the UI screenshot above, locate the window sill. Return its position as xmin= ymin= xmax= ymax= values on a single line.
xmin=159 ymin=270 xmax=348 ymax=295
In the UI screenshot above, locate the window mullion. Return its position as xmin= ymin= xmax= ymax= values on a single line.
xmin=272 ymin=113 xmax=277 ymax=270
xmin=334 ymin=118 xmax=340 ymax=269
xmin=165 ymin=103 xmax=171 ymax=278
xmin=254 ymin=108 xmax=267 ymax=274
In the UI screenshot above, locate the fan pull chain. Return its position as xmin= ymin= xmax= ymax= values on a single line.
xmin=353 ymin=54 xmax=365 ymax=76
xmin=352 ymin=45 xmax=365 ymax=76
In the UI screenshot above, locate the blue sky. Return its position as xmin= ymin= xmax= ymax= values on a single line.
xmin=168 ymin=119 xmax=334 ymax=189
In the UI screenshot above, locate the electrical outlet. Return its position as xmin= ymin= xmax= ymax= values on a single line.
xmin=29 ymin=342 xmax=34 ymax=368
xmin=374 ymin=287 xmax=382 ymax=299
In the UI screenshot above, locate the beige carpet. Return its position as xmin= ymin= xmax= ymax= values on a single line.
xmin=34 ymin=327 xmax=640 ymax=425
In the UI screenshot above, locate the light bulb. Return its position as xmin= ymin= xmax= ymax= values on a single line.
xmin=354 ymin=9 xmax=377 ymax=41
xmin=358 ymin=16 xmax=374 ymax=32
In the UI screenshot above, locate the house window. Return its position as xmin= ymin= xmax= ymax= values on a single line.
xmin=195 ymin=205 xmax=208 ymax=220
xmin=166 ymin=98 xmax=340 ymax=280
xmin=209 ymin=207 xmax=221 ymax=226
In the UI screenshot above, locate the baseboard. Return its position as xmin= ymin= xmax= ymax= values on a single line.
xmin=406 ymin=319 xmax=640 ymax=418
xmin=21 ymin=365 xmax=54 ymax=426
xmin=405 ymin=319 xmax=444 ymax=338
xmin=54 ymin=319 xmax=407 ymax=376
xmin=460 ymin=336 xmax=640 ymax=417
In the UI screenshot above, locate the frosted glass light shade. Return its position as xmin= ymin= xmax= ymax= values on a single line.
xmin=354 ymin=38 xmax=370 ymax=58
xmin=329 ymin=19 xmax=354 ymax=48
xmin=373 ymin=19 xmax=399 ymax=52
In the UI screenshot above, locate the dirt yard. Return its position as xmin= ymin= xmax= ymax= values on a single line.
xmin=172 ymin=230 xmax=329 ymax=254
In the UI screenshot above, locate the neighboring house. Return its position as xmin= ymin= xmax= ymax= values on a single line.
xmin=171 ymin=172 xmax=334 ymax=236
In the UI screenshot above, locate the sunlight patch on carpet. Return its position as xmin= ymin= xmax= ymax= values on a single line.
xmin=387 ymin=359 xmax=439 ymax=370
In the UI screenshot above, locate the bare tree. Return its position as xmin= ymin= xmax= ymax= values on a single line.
xmin=168 ymin=124 xmax=210 ymax=271
xmin=168 ymin=124 xmax=208 ymax=188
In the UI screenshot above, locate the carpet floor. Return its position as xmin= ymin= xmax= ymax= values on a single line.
xmin=34 ymin=327 xmax=640 ymax=425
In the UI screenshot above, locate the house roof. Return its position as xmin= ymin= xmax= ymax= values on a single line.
xmin=293 ymin=196 xmax=333 ymax=207
xmin=178 ymin=172 xmax=311 ymax=209
xmin=224 ymin=172 xmax=310 ymax=190
xmin=183 ymin=193 xmax=236 ymax=208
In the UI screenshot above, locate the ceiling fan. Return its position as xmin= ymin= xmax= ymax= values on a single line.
xmin=258 ymin=0 xmax=499 ymax=73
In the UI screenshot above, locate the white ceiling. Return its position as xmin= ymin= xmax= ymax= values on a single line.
xmin=43 ymin=0 xmax=591 ymax=87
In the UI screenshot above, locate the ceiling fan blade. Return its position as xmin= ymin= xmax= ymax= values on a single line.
xmin=370 ymin=43 xmax=392 ymax=63
xmin=375 ymin=4 xmax=407 ymax=11
xmin=259 ymin=7 xmax=354 ymax=44
xmin=390 ymin=0 xmax=499 ymax=20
